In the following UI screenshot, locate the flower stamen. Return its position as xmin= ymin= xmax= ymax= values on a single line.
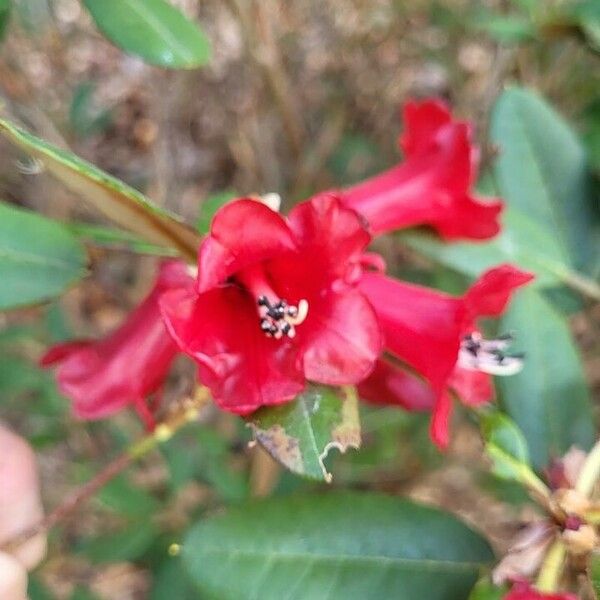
xmin=459 ymin=331 xmax=524 ymax=376
xmin=257 ymin=296 xmax=309 ymax=339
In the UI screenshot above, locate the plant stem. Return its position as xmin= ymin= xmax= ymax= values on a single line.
xmin=576 ymin=438 xmax=600 ymax=497
xmin=561 ymin=270 xmax=600 ymax=303
xmin=536 ymin=541 xmax=566 ymax=593
xmin=2 ymin=388 xmax=211 ymax=553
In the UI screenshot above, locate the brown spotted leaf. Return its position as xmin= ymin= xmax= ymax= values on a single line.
xmin=0 ymin=118 xmax=201 ymax=261
xmin=249 ymin=385 xmax=360 ymax=482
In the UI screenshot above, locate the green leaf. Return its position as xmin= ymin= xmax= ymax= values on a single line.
xmin=491 ymin=87 xmax=600 ymax=275
xmin=69 ymin=82 xmax=112 ymax=138
xmin=399 ymin=207 xmax=571 ymax=289
xmin=0 ymin=118 xmax=201 ymax=261
xmin=83 ymin=0 xmax=211 ymax=69
xmin=479 ymin=410 xmax=548 ymax=496
xmin=183 ymin=492 xmax=494 ymax=600
xmin=249 ymin=386 xmax=361 ymax=482
xmin=481 ymin=410 xmax=531 ymax=479
xmin=498 ymin=289 xmax=595 ymax=469
xmin=151 ymin=558 xmax=197 ymax=600
xmin=196 ymin=190 xmax=236 ymax=234
xmin=468 ymin=578 xmax=506 ymax=600
xmin=475 ymin=14 xmax=536 ymax=43
xmin=0 ymin=202 xmax=86 ymax=310
xmin=96 ymin=474 xmax=160 ymax=518
xmin=69 ymin=222 xmax=177 ymax=257
xmin=0 ymin=0 xmax=11 ymax=41
xmin=77 ymin=521 xmax=159 ymax=563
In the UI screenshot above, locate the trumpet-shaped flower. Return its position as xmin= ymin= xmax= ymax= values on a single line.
xmin=340 ymin=99 xmax=502 ymax=240
xmin=41 ymin=261 xmax=194 ymax=428
xmin=160 ymin=195 xmax=382 ymax=414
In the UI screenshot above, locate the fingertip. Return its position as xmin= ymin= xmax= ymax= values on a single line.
xmin=0 ymin=552 xmax=28 ymax=600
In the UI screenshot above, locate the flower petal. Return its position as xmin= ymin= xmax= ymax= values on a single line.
xmin=341 ymin=99 xmax=503 ymax=240
xmin=463 ymin=264 xmax=535 ymax=325
xmin=197 ymin=198 xmax=296 ymax=293
xmin=41 ymin=260 xmax=191 ymax=421
xmin=431 ymin=390 xmax=453 ymax=449
xmin=298 ymin=287 xmax=382 ymax=385
xmin=358 ymin=359 xmax=435 ymax=411
xmin=358 ymin=272 xmax=461 ymax=393
xmin=161 ymin=285 xmax=304 ymax=414
xmin=286 ymin=193 xmax=372 ymax=283
xmin=449 ymin=367 xmax=494 ymax=406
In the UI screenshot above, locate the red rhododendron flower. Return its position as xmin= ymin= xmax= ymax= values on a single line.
xmin=504 ymin=581 xmax=578 ymax=600
xmin=41 ymin=260 xmax=194 ymax=428
xmin=340 ymin=99 xmax=503 ymax=240
xmin=357 ymin=265 xmax=534 ymax=447
xmin=160 ymin=195 xmax=382 ymax=414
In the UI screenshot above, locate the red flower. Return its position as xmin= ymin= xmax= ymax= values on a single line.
xmin=160 ymin=195 xmax=382 ymax=414
xmin=504 ymin=582 xmax=578 ymax=600
xmin=357 ymin=265 xmax=533 ymax=447
xmin=41 ymin=261 xmax=194 ymax=428
xmin=340 ymin=99 xmax=502 ymax=240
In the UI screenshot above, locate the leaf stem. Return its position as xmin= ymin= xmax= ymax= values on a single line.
xmin=1 ymin=388 xmax=211 ymax=553
xmin=575 ymin=438 xmax=600 ymax=498
xmin=536 ymin=541 xmax=566 ymax=593
xmin=560 ymin=270 xmax=600 ymax=303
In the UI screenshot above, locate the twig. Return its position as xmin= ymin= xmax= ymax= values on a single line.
xmin=2 ymin=388 xmax=211 ymax=553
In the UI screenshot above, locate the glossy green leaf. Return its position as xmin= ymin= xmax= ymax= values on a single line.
xmin=399 ymin=207 xmax=570 ymax=289
xmin=249 ymin=386 xmax=361 ymax=482
xmin=491 ymin=87 xmax=600 ymax=275
xmin=151 ymin=558 xmax=197 ymax=600
xmin=0 ymin=202 xmax=86 ymax=310
xmin=0 ymin=119 xmax=201 ymax=261
xmin=83 ymin=0 xmax=211 ymax=69
xmin=183 ymin=492 xmax=494 ymax=600
xmin=498 ymin=289 xmax=595 ymax=469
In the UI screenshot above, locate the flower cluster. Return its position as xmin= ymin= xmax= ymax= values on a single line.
xmin=42 ymin=99 xmax=532 ymax=446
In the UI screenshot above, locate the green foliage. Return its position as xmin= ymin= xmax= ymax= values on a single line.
xmin=0 ymin=118 xmax=201 ymax=260
xmin=498 ymin=288 xmax=595 ymax=469
xmin=0 ymin=201 xmax=87 ymax=310
xmin=481 ymin=410 xmax=532 ymax=481
xmin=400 ymin=207 xmax=572 ymax=290
xmin=69 ymin=83 xmax=112 ymax=138
xmin=151 ymin=558 xmax=197 ymax=600
xmin=96 ymin=474 xmax=160 ymax=518
xmin=183 ymin=492 xmax=494 ymax=600
xmin=468 ymin=579 xmax=506 ymax=600
xmin=68 ymin=223 xmax=177 ymax=257
xmin=76 ymin=521 xmax=160 ymax=563
xmin=474 ymin=14 xmax=535 ymax=43
xmin=249 ymin=386 xmax=361 ymax=482
xmin=0 ymin=0 xmax=10 ymax=41
xmin=196 ymin=190 xmax=237 ymax=234
xmin=491 ymin=86 xmax=600 ymax=276
xmin=83 ymin=0 xmax=211 ymax=69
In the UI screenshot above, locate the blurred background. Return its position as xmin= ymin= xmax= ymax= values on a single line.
xmin=0 ymin=0 xmax=598 ymax=598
